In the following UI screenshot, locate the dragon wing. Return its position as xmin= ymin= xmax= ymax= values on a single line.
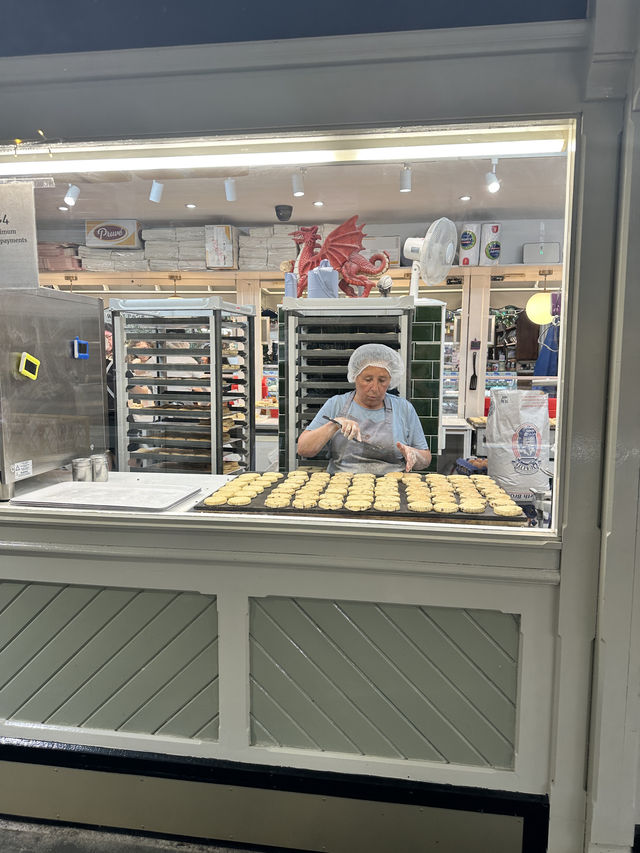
xmin=319 ymin=215 xmax=367 ymax=268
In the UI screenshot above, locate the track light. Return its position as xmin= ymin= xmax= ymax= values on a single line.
xmin=224 ymin=177 xmax=237 ymax=202
xmin=149 ymin=179 xmax=164 ymax=203
xmin=292 ymin=169 xmax=305 ymax=197
xmin=400 ymin=164 xmax=412 ymax=193
xmin=63 ymin=184 xmax=80 ymax=206
xmin=485 ymin=158 xmax=500 ymax=193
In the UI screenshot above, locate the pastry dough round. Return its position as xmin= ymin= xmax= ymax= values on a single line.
xmin=204 ymin=493 xmax=228 ymax=506
xmin=344 ymin=502 xmax=370 ymax=512
xmin=433 ymin=503 xmax=459 ymax=513
xmin=492 ymin=503 xmax=524 ymax=517
xmin=264 ymin=498 xmax=290 ymax=509
xmin=292 ymin=498 xmax=317 ymax=509
xmin=383 ymin=471 xmax=404 ymax=480
xmin=373 ymin=501 xmax=399 ymax=512
xmin=318 ymin=498 xmax=343 ymax=510
xmin=227 ymin=495 xmax=252 ymax=506
xmin=407 ymin=501 xmax=432 ymax=512
xmin=459 ymin=502 xmax=486 ymax=514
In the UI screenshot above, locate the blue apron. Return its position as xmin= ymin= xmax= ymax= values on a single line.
xmin=328 ymin=391 xmax=404 ymax=474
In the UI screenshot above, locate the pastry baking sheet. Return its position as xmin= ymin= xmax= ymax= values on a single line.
xmin=11 ymin=481 xmax=202 ymax=512
xmin=192 ymin=480 xmax=526 ymax=523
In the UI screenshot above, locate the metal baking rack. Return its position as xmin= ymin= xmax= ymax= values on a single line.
xmin=278 ymin=298 xmax=414 ymax=471
xmin=110 ymin=297 xmax=255 ymax=475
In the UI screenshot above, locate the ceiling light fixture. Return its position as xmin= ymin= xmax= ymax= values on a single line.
xmin=58 ymin=205 xmax=68 ymax=211
xmin=0 ymin=137 xmax=566 ymax=177
xmin=63 ymin=184 xmax=80 ymax=206
xmin=224 ymin=177 xmax=237 ymax=202
xmin=292 ymin=169 xmax=305 ymax=197
xmin=185 ymin=203 xmax=197 ymax=209
xmin=149 ymin=179 xmax=164 ymax=203
xmin=313 ymin=200 xmax=324 ymax=207
xmin=399 ymin=164 xmax=412 ymax=193
xmin=485 ymin=158 xmax=501 ymax=193
xmin=459 ymin=194 xmax=471 ymax=201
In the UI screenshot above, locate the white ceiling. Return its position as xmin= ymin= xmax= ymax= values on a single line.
xmin=33 ymin=155 xmax=568 ymax=230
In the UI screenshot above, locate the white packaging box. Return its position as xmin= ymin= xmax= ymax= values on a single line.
xmin=362 ymin=236 xmax=400 ymax=266
xmin=86 ymin=220 xmax=143 ymax=249
xmin=479 ymin=222 xmax=502 ymax=265
xmin=141 ymin=227 xmax=176 ymax=242
xmin=458 ymin=223 xmax=480 ymax=266
xmin=205 ymin=224 xmax=238 ymax=269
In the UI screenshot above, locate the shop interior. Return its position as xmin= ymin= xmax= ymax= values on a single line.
xmin=0 ymin=120 xmax=571 ymax=528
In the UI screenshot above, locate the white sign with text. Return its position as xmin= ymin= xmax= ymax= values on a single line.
xmin=0 ymin=182 xmax=39 ymax=289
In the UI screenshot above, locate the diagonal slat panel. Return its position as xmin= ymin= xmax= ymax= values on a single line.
xmin=46 ymin=592 xmax=208 ymax=726
xmin=118 ymin=637 xmax=218 ymax=735
xmin=0 ymin=582 xmax=28 ymax=616
xmin=250 ymin=597 xmax=519 ymax=768
xmin=252 ymin=639 xmax=360 ymax=754
xmin=0 ymin=584 xmax=63 ymax=653
xmin=424 ymin=609 xmax=516 ymax=696
xmin=155 ymin=678 xmax=219 ymax=739
xmin=341 ymin=602 xmax=514 ymax=767
xmin=83 ymin=603 xmax=218 ymax=732
xmin=251 ymin=598 xmax=438 ymax=760
xmin=464 ymin=609 xmax=519 ymax=661
xmin=297 ymin=599 xmax=486 ymax=766
xmin=251 ymin=677 xmax=322 ymax=751
xmin=0 ymin=587 xmax=138 ymax=718
xmin=380 ymin=604 xmax=515 ymax=745
xmin=16 ymin=590 xmax=171 ymax=723
xmin=0 ymin=582 xmax=218 ymax=743
xmin=0 ymin=586 xmax=100 ymax=690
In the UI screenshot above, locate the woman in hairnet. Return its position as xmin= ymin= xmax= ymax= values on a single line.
xmin=297 ymin=344 xmax=431 ymax=474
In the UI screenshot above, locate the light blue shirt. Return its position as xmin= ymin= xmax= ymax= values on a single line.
xmin=306 ymin=393 xmax=428 ymax=449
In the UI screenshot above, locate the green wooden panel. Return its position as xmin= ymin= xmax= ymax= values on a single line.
xmin=249 ymin=597 xmax=519 ymax=769
xmin=84 ymin=604 xmax=217 ymax=731
xmin=120 ymin=640 xmax=218 ymax=735
xmin=0 ymin=582 xmax=219 ymax=743
xmin=46 ymin=592 xmax=211 ymax=726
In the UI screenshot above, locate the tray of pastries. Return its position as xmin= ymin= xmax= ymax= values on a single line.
xmin=193 ymin=471 xmax=526 ymax=522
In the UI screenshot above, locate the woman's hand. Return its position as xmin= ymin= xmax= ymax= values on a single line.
xmin=396 ymin=442 xmax=431 ymax=472
xmin=332 ymin=417 xmax=362 ymax=442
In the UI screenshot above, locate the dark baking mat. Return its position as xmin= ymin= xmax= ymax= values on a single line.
xmin=192 ymin=479 xmax=525 ymax=523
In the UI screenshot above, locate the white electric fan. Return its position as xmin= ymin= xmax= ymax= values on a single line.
xmin=403 ymin=217 xmax=458 ymax=297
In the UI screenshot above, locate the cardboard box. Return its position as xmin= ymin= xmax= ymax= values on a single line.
xmin=85 ymin=220 xmax=143 ymax=249
xmin=205 ymin=224 xmax=238 ymax=269
xmin=362 ymin=235 xmax=400 ymax=267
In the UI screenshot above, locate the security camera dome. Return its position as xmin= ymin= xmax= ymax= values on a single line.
xmin=275 ymin=204 xmax=293 ymax=222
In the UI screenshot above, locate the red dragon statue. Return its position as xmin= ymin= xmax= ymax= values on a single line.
xmin=286 ymin=215 xmax=390 ymax=298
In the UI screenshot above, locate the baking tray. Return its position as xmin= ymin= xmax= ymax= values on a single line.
xmin=192 ymin=480 xmax=526 ymax=523
xmin=11 ymin=481 xmax=202 ymax=512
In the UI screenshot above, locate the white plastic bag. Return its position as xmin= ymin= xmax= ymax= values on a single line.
xmin=486 ymin=390 xmax=550 ymax=493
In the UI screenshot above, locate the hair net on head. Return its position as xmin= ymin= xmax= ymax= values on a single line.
xmin=347 ymin=344 xmax=404 ymax=389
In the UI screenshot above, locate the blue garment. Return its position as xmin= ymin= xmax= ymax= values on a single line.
xmin=533 ymin=324 xmax=559 ymax=395
xmin=534 ymin=324 xmax=559 ymax=376
xmin=306 ymin=392 xmax=428 ymax=450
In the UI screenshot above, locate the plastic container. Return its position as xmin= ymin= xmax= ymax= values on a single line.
xmin=548 ymin=398 xmax=557 ymax=418
xmin=484 ymin=397 xmax=491 ymax=416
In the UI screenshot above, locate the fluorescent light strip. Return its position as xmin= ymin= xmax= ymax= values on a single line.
xmin=0 ymin=139 xmax=565 ymax=177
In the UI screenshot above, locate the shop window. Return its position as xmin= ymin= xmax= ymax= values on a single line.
xmin=0 ymin=120 xmax=574 ymax=533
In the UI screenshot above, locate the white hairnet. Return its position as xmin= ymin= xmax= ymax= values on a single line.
xmin=347 ymin=344 xmax=404 ymax=389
